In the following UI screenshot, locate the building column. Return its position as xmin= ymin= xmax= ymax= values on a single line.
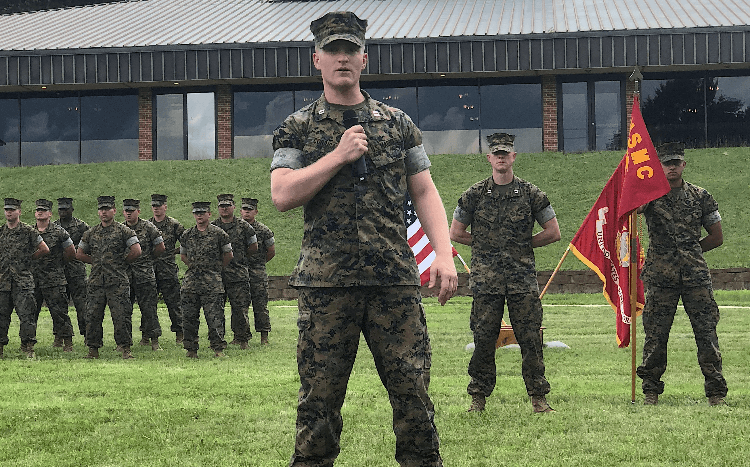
xmin=542 ymin=75 xmax=558 ymax=152
xmin=138 ymin=88 xmax=154 ymax=161
xmin=217 ymin=85 xmax=233 ymax=160
xmin=625 ymin=79 xmax=637 ymax=128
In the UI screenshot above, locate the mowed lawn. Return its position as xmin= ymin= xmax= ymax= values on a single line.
xmin=1 ymin=291 xmax=748 ymax=467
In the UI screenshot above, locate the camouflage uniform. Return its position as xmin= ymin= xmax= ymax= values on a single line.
xmin=54 ymin=213 xmax=89 ymax=336
xmin=246 ymin=219 xmax=273 ymax=333
xmin=32 ymin=221 xmax=75 ymax=340
xmin=0 ymin=221 xmax=43 ymax=349
xmin=454 ymin=175 xmax=556 ymax=398
xmin=126 ymin=217 xmax=164 ymax=340
xmin=180 ymin=223 xmax=232 ymax=352
xmin=211 ymin=215 xmax=256 ymax=343
xmin=150 ymin=215 xmax=185 ymax=335
xmin=273 ymin=89 xmax=441 ymax=466
xmin=79 ymin=222 xmax=139 ymax=350
xmin=636 ymin=181 xmax=728 ymax=398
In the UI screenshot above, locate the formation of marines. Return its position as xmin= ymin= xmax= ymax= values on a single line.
xmin=0 ymin=194 xmax=275 ymax=360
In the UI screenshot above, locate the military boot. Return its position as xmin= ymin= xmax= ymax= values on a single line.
xmin=708 ymin=396 xmax=726 ymax=406
xmin=186 ymin=350 xmax=198 ymax=359
xmin=85 ymin=347 xmax=100 ymax=359
xmin=238 ymin=341 xmax=249 ymax=350
xmin=260 ymin=332 xmax=269 ymax=345
xmin=52 ymin=336 xmax=63 ymax=348
xmin=467 ymin=395 xmax=486 ymax=413
xmin=151 ymin=337 xmax=162 ymax=351
xmin=214 ymin=350 xmax=226 ymax=358
xmin=121 ymin=346 xmax=135 ymax=359
xmin=531 ymin=395 xmax=554 ymax=413
xmin=139 ymin=335 xmax=149 ymax=346
xmin=175 ymin=332 xmax=184 ymax=344
xmin=23 ymin=342 xmax=35 ymax=359
xmin=63 ymin=337 xmax=73 ymax=352
xmin=644 ymin=393 xmax=658 ymax=406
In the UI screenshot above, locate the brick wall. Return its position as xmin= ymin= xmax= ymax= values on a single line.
xmin=266 ymin=268 xmax=750 ymax=300
xmin=542 ymin=75 xmax=558 ymax=152
xmin=138 ymin=88 xmax=153 ymax=161
xmin=216 ymin=85 xmax=233 ymax=160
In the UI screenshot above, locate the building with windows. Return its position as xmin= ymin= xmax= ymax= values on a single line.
xmin=1 ymin=0 xmax=749 ymax=166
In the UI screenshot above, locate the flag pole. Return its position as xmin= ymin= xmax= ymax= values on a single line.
xmin=539 ymin=246 xmax=570 ymax=300
xmin=628 ymin=67 xmax=643 ymax=403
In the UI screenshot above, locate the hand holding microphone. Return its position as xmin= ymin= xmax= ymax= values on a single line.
xmin=342 ymin=110 xmax=368 ymax=179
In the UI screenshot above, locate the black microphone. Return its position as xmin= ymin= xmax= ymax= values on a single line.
xmin=342 ymin=109 xmax=367 ymax=179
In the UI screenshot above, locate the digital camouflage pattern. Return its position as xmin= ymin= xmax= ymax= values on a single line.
xmin=126 ymin=218 xmax=163 ymax=284
xmin=454 ymin=175 xmax=555 ymax=400
xmin=637 ymin=181 xmax=727 ymax=398
xmin=179 ymin=224 xmax=232 ymax=353
xmin=247 ymin=219 xmax=274 ymax=332
xmin=467 ymin=293 xmax=550 ymax=397
xmin=150 ymin=215 xmax=185 ymax=333
xmin=85 ymin=281 xmax=133 ymax=349
xmin=79 ymin=222 xmax=139 ymax=287
xmin=453 ymin=176 xmax=555 ymax=295
xmin=211 ymin=217 xmax=256 ymax=283
xmin=33 ymin=222 xmax=74 ymax=338
xmin=126 ymin=218 xmax=164 ymax=340
xmin=272 ymin=91 xmax=429 ymax=287
xmin=179 ymin=224 xmax=231 ymax=295
xmin=0 ymin=221 xmax=42 ymax=347
xmin=640 ymin=181 xmax=720 ymax=288
xmin=310 ymin=11 xmax=367 ymax=49
xmin=210 ymin=217 xmax=254 ymax=341
xmin=291 ymin=286 xmax=440 ymax=467
xmin=55 ymin=216 xmax=89 ymax=335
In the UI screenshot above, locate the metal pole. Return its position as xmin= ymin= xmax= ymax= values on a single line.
xmin=628 ymin=67 xmax=642 ymax=403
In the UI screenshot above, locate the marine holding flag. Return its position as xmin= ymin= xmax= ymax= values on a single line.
xmin=570 ymin=94 xmax=670 ymax=348
xmin=636 ymin=142 xmax=728 ymax=407
xmin=270 ymin=11 xmax=457 ymax=467
xmin=450 ymin=133 xmax=561 ymax=414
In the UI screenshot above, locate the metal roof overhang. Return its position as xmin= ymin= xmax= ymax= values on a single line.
xmin=2 ymin=27 xmax=750 ymax=92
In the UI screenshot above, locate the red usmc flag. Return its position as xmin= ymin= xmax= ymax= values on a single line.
xmin=569 ymin=95 xmax=670 ymax=347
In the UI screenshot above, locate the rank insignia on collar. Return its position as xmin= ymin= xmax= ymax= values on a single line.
xmin=372 ymin=110 xmax=381 ymax=118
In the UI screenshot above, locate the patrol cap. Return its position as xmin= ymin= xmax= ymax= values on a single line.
xmin=57 ymin=197 xmax=73 ymax=210
xmin=35 ymin=199 xmax=53 ymax=211
xmin=656 ymin=142 xmax=685 ymax=163
xmin=487 ymin=133 xmax=515 ymax=155
xmin=241 ymin=198 xmax=258 ymax=210
xmin=97 ymin=196 xmax=115 ymax=209
xmin=4 ymin=198 xmax=22 ymax=209
xmin=192 ymin=201 xmax=211 ymax=213
xmin=123 ymin=199 xmax=140 ymax=211
xmin=217 ymin=193 xmax=235 ymax=206
xmin=310 ymin=11 xmax=367 ymax=50
xmin=151 ymin=194 xmax=167 ymax=206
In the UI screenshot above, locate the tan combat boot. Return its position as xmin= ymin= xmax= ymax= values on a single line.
xmin=63 ymin=337 xmax=73 ymax=352
xmin=644 ymin=393 xmax=658 ymax=406
xmin=139 ymin=335 xmax=149 ymax=346
xmin=23 ymin=342 xmax=35 ymax=359
xmin=260 ymin=332 xmax=269 ymax=345
xmin=85 ymin=347 xmax=100 ymax=359
xmin=121 ymin=346 xmax=135 ymax=359
xmin=175 ymin=332 xmax=184 ymax=344
xmin=214 ymin=350 xmax=226 ymax=358
xmin=708 ymin=396 xmax=726 ymax=406
xmin=186 ymin=350 xmax=198 ymax=359
xmin=52 ymin=336 xmax=63 ymax=348
xmin=151 ymin=337 xmax=162 ymax=351
xmin=467 ymin=395 xmax=486 ymax=413
xmin=239 ymin=341 xmax=249 ymax=350
xmin=531 ymin=395 xmax=554 ymax=413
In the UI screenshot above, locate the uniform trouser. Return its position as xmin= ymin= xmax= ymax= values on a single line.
xmin=290 ymin=286 xmax=441 ymax=467
xmin=0 ymin=282 xmax=37 ymax=347
xmin=155 ymin=264 xmax=182 ymax=333
xmin=34 ymin=284 xmax=74 ymax=338
xmin=224 ymin=281 xmax=252 ymax=341
xmin=636 ymin=285 xmax=727 ymax=398
xmin=132 ymin=280 xmax=162 ymax=339
xmin=249 ymin=275 xmax=271 ymax=332
xmin=85 ymin=283 xmax=133 ymax=349
xmin=64 ymin=272 xmax=87 ymax=336
xmin=181 ymin=292 xmax=227 ymax=352
xmin=468 ymin=292 xmax=550 ymax=398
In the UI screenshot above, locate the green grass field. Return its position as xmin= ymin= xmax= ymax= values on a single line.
xmin=1 ymin=147 xmax=748 ymax=277
xmin=1 ymin=291 xmax=748 ymax=466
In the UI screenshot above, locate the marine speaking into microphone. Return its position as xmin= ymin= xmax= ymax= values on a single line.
xmin=343 ymin=109 xmax=367 ymax=178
